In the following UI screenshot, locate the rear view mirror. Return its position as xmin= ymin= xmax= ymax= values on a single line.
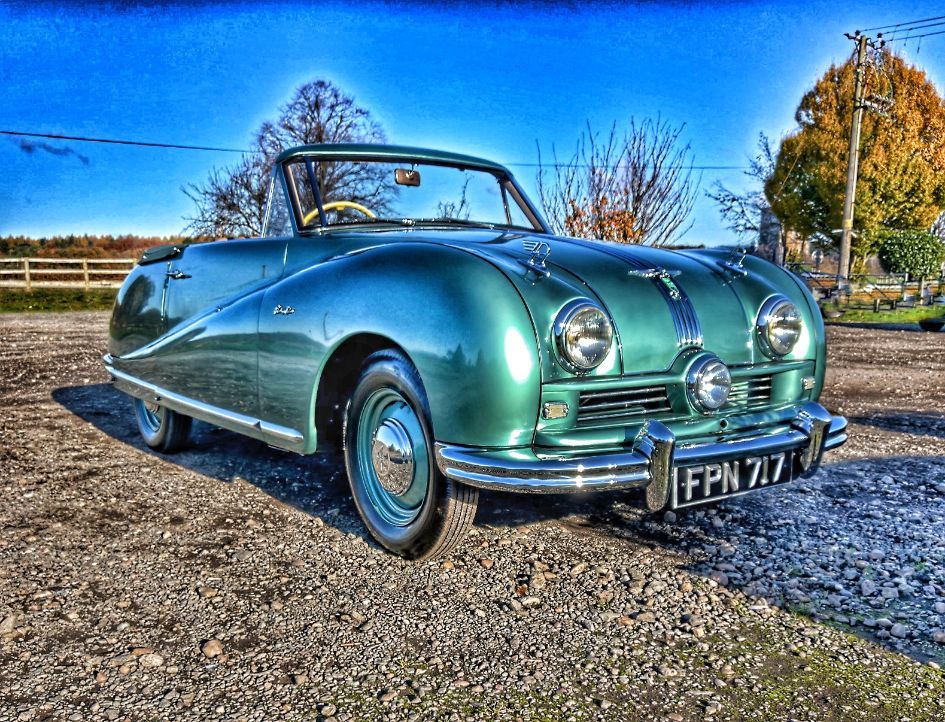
xmin=395 ymin=168 xmax=421 ymax=187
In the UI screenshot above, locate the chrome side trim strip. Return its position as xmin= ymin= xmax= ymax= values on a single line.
xmin=105 ymin=364 xmax=304 ymax=447
xmin=259 ymin=421 xmax=306 ymax=444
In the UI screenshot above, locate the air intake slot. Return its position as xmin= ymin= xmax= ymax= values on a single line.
xmin=577 ymin=385 xmax=672 ymax=425
xmin=727 ymin=375 xmax=773 ymax=410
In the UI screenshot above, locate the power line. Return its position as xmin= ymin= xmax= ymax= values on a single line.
xmin=862 ymin=14 xmax=945 ymax=32
xmin=505 ymin=162 xmax=747 ymax=170
xmin=880 ymin=19 xmax=945 ymax=38
xmin=2 ymin=128 xmax=749 ymax=171
xmin=881 ymin=28 xmax=945 ymax=43
xmin=1 ymin=130 xmax=250 ymax=153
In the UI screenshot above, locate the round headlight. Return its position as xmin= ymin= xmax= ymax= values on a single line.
xmin=554 ymin=301 xmax=613 ymax=372
xmin=757 ymin=296 xmax=802 ymax=357
xmin=687 ymin=356 xmax=731 ymax=411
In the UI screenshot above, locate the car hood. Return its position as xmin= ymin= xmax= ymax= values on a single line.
xmin=327 ymin=227 xmax=812 ymax=376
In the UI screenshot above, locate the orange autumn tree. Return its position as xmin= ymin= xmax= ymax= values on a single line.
xmin=537 ymin=120 xmax=698 ymax=246
xmin=766 ymin=49 xmax=945 ymax=268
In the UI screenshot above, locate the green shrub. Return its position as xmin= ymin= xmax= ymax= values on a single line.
xmin=877 ymin=229 xmax=945 ymax=279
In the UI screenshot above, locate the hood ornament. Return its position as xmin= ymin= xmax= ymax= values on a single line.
xmin=519 ymin=239 xmax=552 ymax=279
xmin=627 ymin=267 xmax=682 ymax=300
xmin=717 ymin=247 xmax=749 ymax=278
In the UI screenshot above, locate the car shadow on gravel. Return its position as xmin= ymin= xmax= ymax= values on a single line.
xmin=851 ymin=411 xmax=945 ymax=439
xmin=53 ymin=382 xmax=638 ymax=540
xmin=53 ymin=383 xmax=945 ymax=666
xmin=611 ymin=456 xmax=945 ymax=667
xmin=52 ymin=383 xmax=370 ymax=539
xmin=469 ymin=454 xmax=945 ymax=667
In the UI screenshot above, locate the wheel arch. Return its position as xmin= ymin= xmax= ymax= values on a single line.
xmin=313 ymin=332 xmax=413 ymax=452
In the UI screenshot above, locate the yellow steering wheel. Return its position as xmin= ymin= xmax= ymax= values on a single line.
xmin=302 ymin=200 xmax=376 ymax=226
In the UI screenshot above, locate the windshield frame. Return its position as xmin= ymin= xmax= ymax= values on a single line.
xmin=279 ymin=153 xmax=550 ymax=236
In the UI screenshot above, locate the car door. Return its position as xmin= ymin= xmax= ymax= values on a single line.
xmin=159 ymin=237 xmax=288 ymax=417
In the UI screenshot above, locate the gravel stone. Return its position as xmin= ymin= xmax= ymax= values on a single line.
xmin=200 ymin=639 xmax=223 ymax=658
xmin=138 ymin=653 xmax=164 ymax=668
xmin=890 ymin=624 xmax=908 ymax=639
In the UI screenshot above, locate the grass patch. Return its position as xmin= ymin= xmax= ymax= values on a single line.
xmin=699 ymin=617 xmax=945 ymax=722
xmin=0 ymin=288 xmax=117 ymax=313
xmin=825 ymin=304 xmax=945 ymax=325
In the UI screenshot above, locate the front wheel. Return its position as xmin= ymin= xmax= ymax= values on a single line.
xmin=343 ymin=350 xmax=478 ymax=560
xmin=132 ymin=398 xmax=192 ymax=453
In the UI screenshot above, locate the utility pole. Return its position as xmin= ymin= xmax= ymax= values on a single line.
xmin=838 ymin=32 xmax=870 ymax=282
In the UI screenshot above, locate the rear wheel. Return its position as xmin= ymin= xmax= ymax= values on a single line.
xmin=343 ymin=350 xmax=478 ymax=560
xmin=133 ymin=398 xmax=192 ymax=453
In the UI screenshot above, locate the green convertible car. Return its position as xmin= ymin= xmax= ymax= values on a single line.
xmin=105 ymin=144 xmax=847 ymax=559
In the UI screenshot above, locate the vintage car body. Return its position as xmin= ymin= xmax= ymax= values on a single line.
xmin=105 ymin=143 xmax=847 ymax=559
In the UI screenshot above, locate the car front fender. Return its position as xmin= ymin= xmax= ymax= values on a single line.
xmin=257 ymin=242 xmax=542 ymax=452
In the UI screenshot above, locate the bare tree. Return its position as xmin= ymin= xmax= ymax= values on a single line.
xmin=706 ymin=133 xmax=777 ymax=238
xmin=184 ymin=80 xmax=387 ymax=238
xmin=536 ymin=119 xmax=698 ymax=246
xmin=183 ymin=153 xmax=270 ymax=239
xmin=706 ymin=133 xmax=778 ymax=240
xmin=707 ymin=134 xmax=797 ymax=263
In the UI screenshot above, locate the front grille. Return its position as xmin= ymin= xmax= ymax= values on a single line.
xmin=577 ymin=385 xmax=672 ymax=425
xmin=727 ymin=374 xmax=773 ymax=410
xmin=572 ymin=372 xmax=777 ymax=428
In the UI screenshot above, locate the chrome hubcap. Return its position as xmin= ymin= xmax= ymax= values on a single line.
xmin=356 ymin=388 xmax=429 ymax=527
xmin=138 ymin=398 xmax=164 ymax=433
xmin=371 ymin=418 xmax=414 ymax=495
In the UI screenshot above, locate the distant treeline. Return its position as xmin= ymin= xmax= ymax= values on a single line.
xmin=0 ymin=234 xmax=197 ymax=259
xmin=0 ymin=234 xmax=713 ymax=259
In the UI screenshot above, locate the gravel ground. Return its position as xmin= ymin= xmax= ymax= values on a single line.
xmin=0 ymin=313 xmax=943 ymax=722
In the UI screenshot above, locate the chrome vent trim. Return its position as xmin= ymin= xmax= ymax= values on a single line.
xmin=625 ymin=257 xmax=703 ymax=348
xmin=727 ymin=375 xmax=773 ymax=410
xmin=577 ymin=384 xmax=672 ymax=425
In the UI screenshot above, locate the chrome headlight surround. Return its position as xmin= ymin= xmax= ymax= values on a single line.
xmin=553 ymin=300 xmax=614 ymax=373
xmin=686 ymin=355 xmax=732 ymax=412
xmin=757 ymin=295 xmax=803 ymax=358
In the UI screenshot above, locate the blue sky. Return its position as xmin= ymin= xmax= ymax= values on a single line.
xmin=2 ymin=0 xmax=943 ymax=245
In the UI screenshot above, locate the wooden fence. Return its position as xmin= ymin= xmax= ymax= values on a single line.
xmin=787 ymin=265 xmax=945 ymax=309
xmin=0 ymin=258 xmax=136 ymax=290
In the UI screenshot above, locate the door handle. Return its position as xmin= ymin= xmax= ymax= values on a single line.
xmin=166 ymin=269 xmax=192 ymax=280
xmin=273 ymin=305 xmax=295 ymax=316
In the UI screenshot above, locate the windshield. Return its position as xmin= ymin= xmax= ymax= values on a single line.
xmin=284 ymin=157 xmax=541 ymax=232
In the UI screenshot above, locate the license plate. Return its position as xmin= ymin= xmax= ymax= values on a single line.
xmin=670 ymin=451 xmax=795 ymax=509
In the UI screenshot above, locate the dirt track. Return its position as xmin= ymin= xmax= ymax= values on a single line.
xmin=1 ymin=313 xmax=943 ymax=722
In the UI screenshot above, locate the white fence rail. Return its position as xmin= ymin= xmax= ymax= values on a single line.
xmin=0 ymin=257 xmax=136 ymax=290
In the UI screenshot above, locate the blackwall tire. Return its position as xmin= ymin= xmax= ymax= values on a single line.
xmin=132 ymin=398 xmax=192 ymax=453
xmin=343 ymin=349 xmax=478 ymax=560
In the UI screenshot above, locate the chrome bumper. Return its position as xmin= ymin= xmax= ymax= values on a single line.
xmin=435 ymin=401 xmax=847 ymax=510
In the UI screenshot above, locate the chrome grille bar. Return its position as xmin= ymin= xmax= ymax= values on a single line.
xmin=577 ymin=384 xmax=672 ymax=425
